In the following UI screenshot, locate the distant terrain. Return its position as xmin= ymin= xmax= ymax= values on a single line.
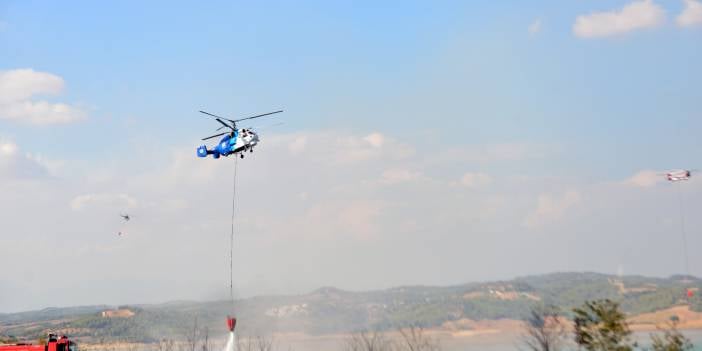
xmin=1 ymin=272 xmax=700 ymax=344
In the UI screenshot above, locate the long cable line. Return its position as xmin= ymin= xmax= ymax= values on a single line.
xmin=229 ymin=157 xmax=239 ymax=306
xmin=675 ymin=181 xmax=691 ymax=280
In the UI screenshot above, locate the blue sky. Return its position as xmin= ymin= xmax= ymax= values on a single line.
xmin=2 ymin=1 xmax=700 ymax=174
xmin=0 ymin=1 xmax=701 ymax=312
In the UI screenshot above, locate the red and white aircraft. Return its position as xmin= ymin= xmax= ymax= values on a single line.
xmin=665 ymin=169 xmax=692 ymax=182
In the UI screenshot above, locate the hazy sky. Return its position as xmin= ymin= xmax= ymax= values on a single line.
xmin=1 ymin=0 xmax=701 ymax=313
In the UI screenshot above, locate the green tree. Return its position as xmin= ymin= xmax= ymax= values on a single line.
xmin=649 ymin=321 xmax=693 ymax=351
xmin=572 ymin=299 xmax=635 ymax=351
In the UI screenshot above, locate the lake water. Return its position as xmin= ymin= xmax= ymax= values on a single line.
xmin=273 ymin=330 xmax=702 ymax=351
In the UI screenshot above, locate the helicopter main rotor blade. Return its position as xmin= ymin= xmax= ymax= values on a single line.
xmin=199 ymin=110 xmax=228 ymax=119
xmin=233 ymin=110 xmax=283 ymax=123
xmin=215 ymin=118 xmax=234 ymax=130
xmin=202 ymin=132 xmax=228 ymax=141
xmin=249 ymin=122 xmax=285 ymax=130
xmin=199 ymin=111 xmax=236 ymax=130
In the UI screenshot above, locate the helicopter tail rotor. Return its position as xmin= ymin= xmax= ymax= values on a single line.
xmin=197 ymin=145 xmax=209 ymax=158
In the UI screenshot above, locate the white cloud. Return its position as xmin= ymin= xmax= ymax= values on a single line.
xmin=573 ymin=0 xmax=666 ymax=38
xmin=363 ymin=132 xmax=384 ymax=148
xmin=677 ymin=0 xmax=702 ymax=27
xmin=70 ymin=193 xmax=138 ymax=211
xmin=529 ymin=19 xmax=542 ymax=35
xmin=0 ymin=142 xmax=18 ymax=156
xmin=0 ymin=69 xmax=63 ymax=103
xmin=523 ymin=190 xmax=581 ymax=228
xmin=288 ymin=136 xmax=307 ymax=154
xmin=337 ymin=201 xmax=384 ymax=240
xmin=4 ymin=129 xmax=702 ymax=312
xmin=0 ymin=69 xmax=85 ymax=125
xmin=0 ymin=141 xmax=52 ymax=179
xmin=380 ymin=168 xmax=421 ymax=185
xmin=457 ymin=172 xmax=492 ymax=188
xmin=437 ymin=143 xmax=548 ymax=164
xmin=330 ymin=132 xmax=412 ymax=164
xmin=624 ymin=170 xmax=663 ymax=187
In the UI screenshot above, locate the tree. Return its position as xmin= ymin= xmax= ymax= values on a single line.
xmin=237 ymin=335 xmax=275 ymax=351
xmin=184 ymin=317 xmax=201 ymax=351
xmin=344 ymin=330 xmax=394 ymax=351
xmin=201 ymin=327 xmax=212 ymax=351
xmin=396 ymin=326 xmax=440 ymax=351
xmin=156 ymin=339 xmax=176 ymax=351
xmin=649 ymin=321 xmax=693 ymax=351
xmin=252 ymin=336 xmax=274 ymax=351
xmin=520 ymin=305 xmax=568 ymax=351
xmin=573 ymin=299 xmax=635 ymax=351
xmin=0 ymin=336 xmax=18 ymax=344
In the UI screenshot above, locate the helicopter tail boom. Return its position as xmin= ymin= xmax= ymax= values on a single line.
xmin=197 ymin=145 xmax=221 ymax=159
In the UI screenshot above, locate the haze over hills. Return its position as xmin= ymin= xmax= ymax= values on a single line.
xmin=1 ymin=272 xmax=700 ymax=344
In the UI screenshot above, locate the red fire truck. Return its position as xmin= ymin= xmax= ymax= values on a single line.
xmin=0 ymin=334 xmax=76 ymax=351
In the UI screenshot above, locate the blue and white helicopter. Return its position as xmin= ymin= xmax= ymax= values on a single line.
xmin=197 ymin=110 xmax=283 ymax=159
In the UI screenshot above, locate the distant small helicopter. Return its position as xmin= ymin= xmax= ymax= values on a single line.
xmin=664 ymin=169 xmax=693 ymax=182
xmin=197 ymin=110 xmax=283 ymax=159
xmin=117 ymin=214 xmax=130 ymax=236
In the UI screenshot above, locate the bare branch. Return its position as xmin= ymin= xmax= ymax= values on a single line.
xmin=397 ymin=326 xmax=440 ymax=351
xmin=519 ymin=305 xmax=568 ymax=351
xmin=237 ymin=335 xmax=275 ymax=351
xmin=344 ymin=330 xmax=395 ymax=351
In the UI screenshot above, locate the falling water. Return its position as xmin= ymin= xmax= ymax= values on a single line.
xmin=222 ymin=331 xmax=236 ymax=351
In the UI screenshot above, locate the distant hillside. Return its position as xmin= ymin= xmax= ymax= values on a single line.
xmin=1 ymin=272 xmax=700 ymax=344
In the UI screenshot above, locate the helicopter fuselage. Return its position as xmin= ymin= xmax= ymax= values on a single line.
xmin=197 ymin=129 xmax=259 ymax=159
xmin=667 ymin=170 xmax=691 ymax=182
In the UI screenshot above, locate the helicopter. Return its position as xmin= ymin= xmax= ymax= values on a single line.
xmin=196 ymin=110 xmax=283 ymax=159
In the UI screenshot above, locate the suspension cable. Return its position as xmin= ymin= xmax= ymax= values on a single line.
xmin=230 ymin=157 xmax=239 ymax=306
xmin=675 ymin=182 xmax=691 ymax=280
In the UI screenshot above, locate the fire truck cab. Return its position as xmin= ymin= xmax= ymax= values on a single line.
xmin=0 ymin=334 xmax=76 ymax=351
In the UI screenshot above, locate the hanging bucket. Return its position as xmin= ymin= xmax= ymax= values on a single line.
xmin=227 ymin=316 xmax=237 ymax=331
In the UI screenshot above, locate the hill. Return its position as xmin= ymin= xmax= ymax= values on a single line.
xmin=0 ymin=272 xmax=700 ymax=344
